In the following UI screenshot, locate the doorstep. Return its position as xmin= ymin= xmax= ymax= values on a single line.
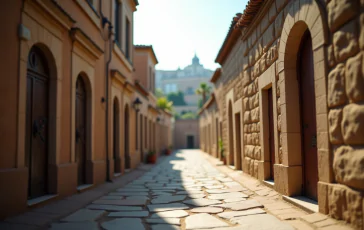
xmin=114 ymin=173 xmax=121 ymax=177
xmin=27 ymin=194 xmax=58 ymax=207
xmin=283 ymin=195 xmax=319 ymax=213
xmin=77 ymin=184 xmax=94 ymax=193
xmin=263 ymin=179 xmax=275 ymax=189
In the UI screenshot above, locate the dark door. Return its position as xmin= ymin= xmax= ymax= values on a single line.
xmin=228 ymin=102 xmax=234 ymax=166
xmin=187 ymin=135 xmax=194 ymax=149
xmin=140 ymin=114 xmax=143 ymax=162
xmin=76 ymin=77 xmax=87 ymax=186
xmin=26 ymin=47 xmax=49 ymax=199
xmin=113 ymin=100 xmax=120 ymax=173
xmin=268 ymin=88 xmax=275 ymax=180
xmin=235 ymin=113 xmax=242 ymax=170
xmin=124 ymin=105 xmax=130 ymax=169
xmin=299 ymin=31 xmax=318 ymax=200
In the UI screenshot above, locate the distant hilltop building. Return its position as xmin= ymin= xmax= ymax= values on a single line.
xmin=156 ymin=54 xmax=213 ymax=114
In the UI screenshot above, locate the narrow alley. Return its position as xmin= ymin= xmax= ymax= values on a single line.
xmin=2 ymin=150 xmax=352 ymax=230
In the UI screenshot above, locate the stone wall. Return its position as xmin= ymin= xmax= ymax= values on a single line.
xmin=200 ymin=0 xmax=364 ymax=228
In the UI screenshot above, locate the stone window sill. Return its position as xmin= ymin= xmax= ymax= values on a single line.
xmin=27 ymin=194 xmax=58 ymax=207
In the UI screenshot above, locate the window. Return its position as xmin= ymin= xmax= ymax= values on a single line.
xmin=125 ymin=18 xmax=130 ymax=59
xmin=186 ymin=87 xmax=194 ymax=95
xmin=114 ymin=0 xmax=121 ymax=45
xmin=164 ymin=84 xmax=177 ymax=94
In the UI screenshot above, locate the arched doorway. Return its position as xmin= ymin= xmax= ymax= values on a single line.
xmin=298 ymin=31 xmax=318 ymax=200
xmin=113 ymin=98 xmax=120 ymax=173
xmin=124 ymin=104 xmax=130 ymax=170
xmin=75 ymin=76 xmax=87 ymax=186
xmin=26 ymin=46 xmax=49 ymax=199
xmin=228 ymin=101 xmax=234 ymax=166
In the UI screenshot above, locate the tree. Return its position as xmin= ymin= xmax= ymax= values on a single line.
xmin=167 ymin=91 xmax=187 ymax=106
xmin=155 ymin=88 xmax=164 ymax=99
xmin=195 ymin=82 xmax=211 ymax=104
xmin=156 ymin=97 xmax=173 ymax=111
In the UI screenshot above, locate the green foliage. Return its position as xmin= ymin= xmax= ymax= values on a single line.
xmin=198 ymin=98 xmax=203 ymax=109
xmin=195 ymin=82 xmax=212 ymax=104
xmin=167 ymin=91 xmax=187 ymax=106
xmin=157 ymin=97 xmax=173 ymax=111
xmin=180 ymin=112 xmax=197 ymax=120
xmin=218 ymin=138 xmax=225 ymax=158
xmin=155 ymin=88 xmax=165 ymax=98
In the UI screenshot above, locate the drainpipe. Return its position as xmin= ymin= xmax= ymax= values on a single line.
xmin=100 ymin=0 xmax=113 ymax=182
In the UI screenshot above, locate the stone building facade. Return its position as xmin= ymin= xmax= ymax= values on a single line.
xmin=0 ymin=0 xmax=172 ymax=219
xmin=174 ymin=119 xmax=200 ymax=149
xmin=156 ymin=54 xmax=213 ymax=114
xmin=199 ymin=0 xmax=364 ymax=228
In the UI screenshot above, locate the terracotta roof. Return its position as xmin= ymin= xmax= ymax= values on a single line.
xmin=210 ymin=68 xmax=221 ymax=83
xmin=234 ymin=0 xmax=265 ymax=29
xmin=215 ymin=14 xmax=242 ymax=64
xmin=135 ymin=45 xmax=159 ymax=64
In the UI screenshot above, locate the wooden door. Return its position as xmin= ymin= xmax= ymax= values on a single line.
xmin=113 ymin=100 xmax=120 ymax=173
xmin=268 ymin=88 xmax=275 ymax=180
xmin=124 ymin=105 xmax=130 ymax=169
xmin=299 ymin=31 xmax=318 ymax=200
xmin=228 ymin=102 xmax=234 ymax=166
xmin=26 ymin=47 xmax=49 ymax=199
xmin=235 ymin=113 xmax=242 ymax=170
xmin=140 ymin=114 xmax=143 ymax=162
xmin=76 ymin=77 xmax=87 ymax=186
xmin=187 ymin=135 xmax=194 ymax=149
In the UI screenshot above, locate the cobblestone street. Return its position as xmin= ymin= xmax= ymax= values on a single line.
xmin=39 ymin=149 xmax=350 ymax=230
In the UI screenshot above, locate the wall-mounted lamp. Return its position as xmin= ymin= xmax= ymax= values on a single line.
xmin=133 ymin=97 xmax=142 ymax=112
xmin=101 ymin=97 xmax=106 ymax=103
xmin=156 ymin=117 xmax=161 ymax=123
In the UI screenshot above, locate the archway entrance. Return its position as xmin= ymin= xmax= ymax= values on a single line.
xmin=75 ymin=76 xmax=87 ymax=186
xmin=113 ymin=98 xmax=120 ymax=174
xmin=124 ymin=105 xmax=130 ymax=170
xmin=299 ymin=31 xmax=318 ymax=200
xmin=228 ymin=101 xmax=234 ymax=166
xmin=26 ymin=46 xmax=49 ymax=199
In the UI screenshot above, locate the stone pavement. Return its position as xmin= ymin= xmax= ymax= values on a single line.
xmin=2 ymin=150 xmax=354 ymax=230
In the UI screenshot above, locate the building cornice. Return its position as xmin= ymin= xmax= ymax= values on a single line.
xmin=210 ymin=68 xmax=221 ymax=83
xmin=135 ymin=45 xmax=159 ymax=64
xmin=135 ymin=80 xmax=149 ymax=98
xmin=70 ymin=28 xmax=103 ymax=60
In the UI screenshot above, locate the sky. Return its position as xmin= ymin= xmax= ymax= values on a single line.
xmin=134 ymin=0 xmax=248 ymax=71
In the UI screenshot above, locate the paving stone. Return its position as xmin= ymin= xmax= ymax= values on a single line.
xmin=187 ymin=194 xmax=205 ymax=199
xmin=146 ymin=218 xmax=181 ymax=225
xmin=50 ymin=222 xmax=99 ymax=230
xmin=190 ymin=207 xmax=223 ymax=214
xmin=99 ymin=195 xmax=124 ymax=200
xmin=147 ymin=203 xmax=189 ymax=212
xmin=109 ymin=192 xmax=149 ymax=196
xmin=204 ymin=185 xmax=224 ymax=189
xmin=151 ymin=210 xmax=189 ymax=218
xmin=61 ymin=209 xmax=105 ymax=222
xmin=206 ymin=188 xmax=244 ymax=194
xmin=208 ymin=192 xmax=249 ymax=200
xmin=183 ymin=198 xmax=222 ymax=206
xmin=213 ymin=200 xmax=263 ymax=210
xmin=151 ymin=195 xmax=186 ymax=204
xmin=176 ymin=191 xmax=204 ymax=195
xmin=86 ymin=204 xmax=142 ymax=211
xmin=116 ymin=188 xmax=149 ymax=192
xmin=300 ymin=213 xmax=328 ymax=223
xmin=185 ymin=213 xmax=229 ymax=229
xmin=284 ymin=220 xmax=315 ymax=230
xmin=218 ymin=208 xmax=266 ymax=219
xmin=150 ymin=224 xmax=180 ymax=230
xmin=108 ymin=211 xmax=149 ymax=217
xmin=92 ymin=199 xmax=146 ymax=206
xmin=125 ymin=196 xmax=149 ymax=201
xmin=101 ymin=218 xmax=145 ymax=230
xmin=230 ymin=214 xmax=294 ymax=229
xmin=224 ymin=197 xmax=247 ymax=203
